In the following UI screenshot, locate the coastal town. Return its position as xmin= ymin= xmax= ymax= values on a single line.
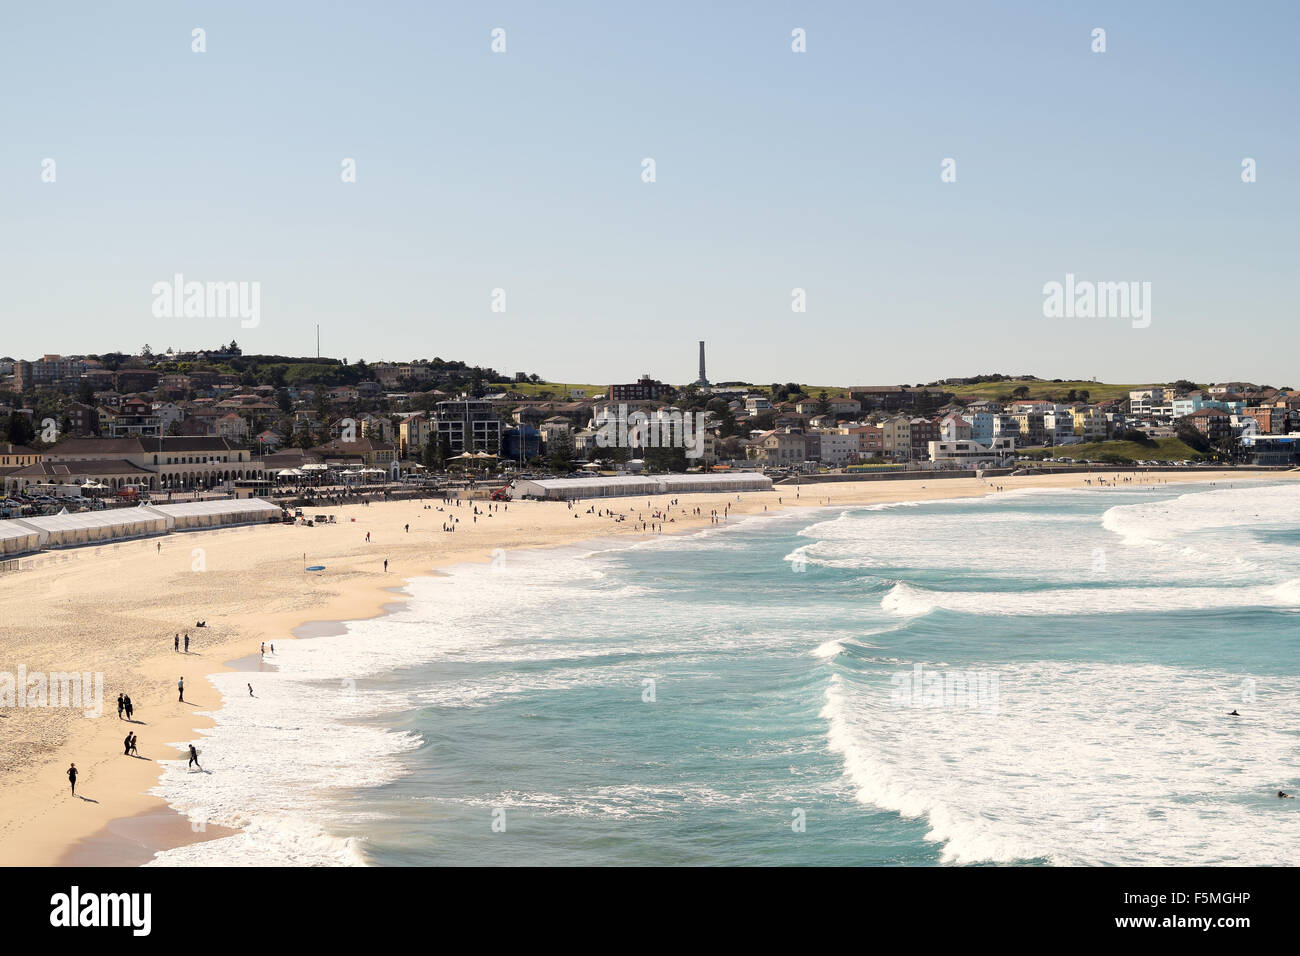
xmin=1 ymin=343 xmax=1297 ymax=517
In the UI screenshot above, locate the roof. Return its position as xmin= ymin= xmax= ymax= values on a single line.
xmin=143 ymin=499 xmax=281 ymax=520
xmin=45 ymin=438 xmax=146 ymax=457
xmin=139 ymin=437 xmax=237 ymax=452
xmin=7 ymin=459 xmax=153 ymax=477
xmin=13 ymin=508 xmax=169 ymax=535
xmin=312 ymin=438 xmax=395 ymax=453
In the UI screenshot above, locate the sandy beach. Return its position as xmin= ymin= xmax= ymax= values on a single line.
xmin=0 ymin=469 xmax=1290 ymax=866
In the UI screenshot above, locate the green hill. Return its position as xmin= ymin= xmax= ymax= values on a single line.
xmin=1023 ymin=437 xmax=1211 ymax=462
xmin=949 ymin=379 xmax=1138 ymax=403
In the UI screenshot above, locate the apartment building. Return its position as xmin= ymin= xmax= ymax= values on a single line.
xmin=435 ymin=399 xmax=503 ymax=453
xmin=879 ymin=415 xmax=912 ymax=461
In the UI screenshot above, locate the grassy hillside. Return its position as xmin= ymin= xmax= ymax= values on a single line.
xmin=1023 ymin=437 xmax=1210 ymax=462
xmin=949 ymin=380 xmax=1139 ymax=402
xmin=491 ymin=378 xmax=1149 ymax=404
xmin=489 ymin=381 xmax=605 ymax=398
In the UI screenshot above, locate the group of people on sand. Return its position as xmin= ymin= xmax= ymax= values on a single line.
xmin=65 ymin=620 xmax=231 ymax=796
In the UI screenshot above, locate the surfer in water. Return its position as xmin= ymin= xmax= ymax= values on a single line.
xmin=1280 ymin=791 xmax=1294 ymax=799
xmin=1228 ymin=710 xmax=1240 ymax=716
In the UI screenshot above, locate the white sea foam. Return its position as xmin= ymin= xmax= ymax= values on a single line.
xmin=879 ymin=578 xmax=1300 ymax=618
xmin=822 ymin=663 xmax=1300 ymax=865
xmin=147 ymin=539 xmax=840 ymax=864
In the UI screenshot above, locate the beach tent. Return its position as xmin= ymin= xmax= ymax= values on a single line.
xmin=512 ymin=475 xmax=663 ymax=500
xmin=142 ymin=498 xmax=283 ymax=530
xmin=12 ymin=507 xmax=170 ymax=548
xmin=0 ymin=519 xmax=42 ymax=556
xmin=656 ymin=472 xmax=773 ymax=495
xmin=513 ymin=472 xmax=773 ymax=501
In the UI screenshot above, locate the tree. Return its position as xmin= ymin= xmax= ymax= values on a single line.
xmin=644 ymin=444 xmax=687 ymax=473
xmin=548 ymin=430 xmax=574 ymax=472
xmin=1119 ymin=428 xmax=1158 ymax=447
xmin=6 ymin=412 xmax=36 ymax=446
xmin=1012 ymin=386 xmax=1030 ymax=399
xmin=1174 ymin=421 xmax=1211 ymax=454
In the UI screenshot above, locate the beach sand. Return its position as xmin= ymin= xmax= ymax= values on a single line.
xmin=0 ymin=469 xmax=1290 ymax=865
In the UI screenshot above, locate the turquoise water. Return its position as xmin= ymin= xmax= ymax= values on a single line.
xmin=149 ymin=481 xmax=1300 ymax=866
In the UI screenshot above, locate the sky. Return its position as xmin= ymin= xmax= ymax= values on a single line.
xmin=1 ymin=1 xmax=1297 ymax=387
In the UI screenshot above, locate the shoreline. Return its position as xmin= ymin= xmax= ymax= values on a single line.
xmin=1 ymin=470 xmax=1292 ymax=866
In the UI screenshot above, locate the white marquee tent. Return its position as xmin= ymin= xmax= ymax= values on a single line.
xmin=0 ymin=520 xmax=43 ymax=556
xmin=12 ymin=508 xmax=171 ymax=548
xmin=656 ymin=473 xmax=773 ymax=495
xmin=143 ymin=498 xmax=283 ymax=530
xmin=512 ymin=472 xmax=770 ymax=501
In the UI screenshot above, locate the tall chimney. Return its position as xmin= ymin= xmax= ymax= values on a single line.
xmin=697 ymin=341 xmax=707 ymax=385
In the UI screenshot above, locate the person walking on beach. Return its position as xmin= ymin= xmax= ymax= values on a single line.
xmin=178 ymin=676 xmax=184 ymax=702
xmin=124 ymin=694 xmax=133 ymax=720
xmin=248 ymin=683 xmax=254 ymax=697
xmin=184 ymin=634 xmax=190 ymax=654
xmin=188 ymin=744 xmax=201 ymax=770
xmin=384 ymin=558 xmax=388 ymax=572
xmin=124 ymin=732 xmax=133 ymax=756
xmin=174 ymin=634 xmax=179 ymax=652
xmin=260 ymin=642 xmax=265 ymax=658
xmin=129 ymin=734 xmax=139 ymax=756
xmin=270 ymin=643 xmax=274 ymax=654
xmin=117 ymin=693 xmax=125 ymax=719
xmin=67 ymin=763 xmax=77 ymax=796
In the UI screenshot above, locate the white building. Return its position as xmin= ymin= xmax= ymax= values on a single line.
xmin=928 ymin=436 xmax=1015 ymax=467
xmin=940 ymin=414 xmax=972 ymax=442
xmin=815 ymin=432 xmax=859 ymax=466
xmin=151 ymin=402 xmax=185 ymax=431
xmin=1128 ymin=388 xmax=1168 ymax=417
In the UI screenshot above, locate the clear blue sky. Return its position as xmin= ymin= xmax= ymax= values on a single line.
xmin=2 ymin=1 xmax=1296 ymax=387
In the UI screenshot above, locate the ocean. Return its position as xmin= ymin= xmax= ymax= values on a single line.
xmin=147 ymin=481 xmax=1300 ymax=866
